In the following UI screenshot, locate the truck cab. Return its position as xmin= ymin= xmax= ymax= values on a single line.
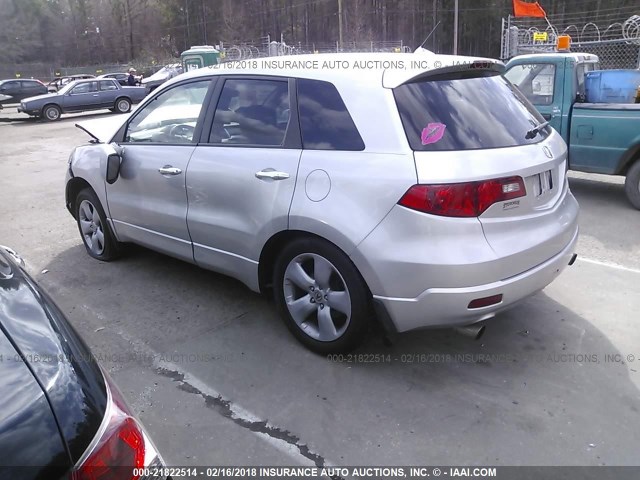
xmin=505 ymin=53 xmax=599 ymax=138
xmin=505 ymin=52 xmax=640 ymax=209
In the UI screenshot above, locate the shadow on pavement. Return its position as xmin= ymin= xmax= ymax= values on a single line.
xmin=38 ymin=241 xmax=640 ymax=465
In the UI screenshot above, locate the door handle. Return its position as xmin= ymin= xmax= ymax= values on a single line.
xmin=255 ymin=170 xmax=290 ymax=181
xmin=158 ymin=166 xmax=182 ymax=176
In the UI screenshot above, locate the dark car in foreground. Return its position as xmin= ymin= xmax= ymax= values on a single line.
xmin=0 ymin=245 xmax=167 ymax=479
xmin=0 ymin=79 xmax=47 ymax=110
xmin=18 ymin=78 xmax=147 ymax=121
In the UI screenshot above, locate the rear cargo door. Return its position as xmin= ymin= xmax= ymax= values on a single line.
xmin=394 ymin=69 xmax=577 ymax=279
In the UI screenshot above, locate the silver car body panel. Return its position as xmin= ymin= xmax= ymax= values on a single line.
xmin=186 ymin=146 xmax=303 ymax=291
xmin=106 ymin=145 xmax=195 ymax=262
xmin=67 ymin=53 xmax=579 ymax=333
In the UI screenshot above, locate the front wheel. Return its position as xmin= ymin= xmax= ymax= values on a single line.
xmin=624 ymin=160 xmax=640 ymax=210
xmin=114 ymin=97 xmax=131 ymax=114
xmin=273 ymin=237 xmax=371 ymax=354
xmin=75 ymin=189 xmax=121 ymax=261
xmin=42 ymin=104 xmax=61 ymax=121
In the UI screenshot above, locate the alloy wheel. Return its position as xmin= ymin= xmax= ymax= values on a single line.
xmin=283 ymin=253 xmax=352 ymax=342
xmin=78 ymin=200 xmax=105 ymax=255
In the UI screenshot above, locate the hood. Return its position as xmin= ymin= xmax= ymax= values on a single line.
xmin=0 ymin=94 xmax=12 ymax=102
xmin=76 ymin=114 xmax=129 ymax=143
xmin=23 ymin=92 xmax=59 ymax=103
xmin=142 ymin=71 xmax=172 ymax=84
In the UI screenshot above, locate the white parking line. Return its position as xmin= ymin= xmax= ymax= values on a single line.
xmin=578 ymin=257 xmax=640 ymax=274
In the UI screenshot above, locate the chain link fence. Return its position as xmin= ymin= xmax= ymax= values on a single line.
xmin=501 ymin=14 xmax=640 ymax=69
xmin=2 ymin=38 xmax=410 ymax=81
xmin=0 ymin=60 xmax=178 ymax=83
xmin=218 ymin=36 xmax=410 ymax=61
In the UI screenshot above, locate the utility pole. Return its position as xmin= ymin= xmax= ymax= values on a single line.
xmin=202 ymin=0 xmax=208 ymax=44
xmin=338 ymin=0 xmax=343 ymax=49
xmin=185 ymin=0 xmax=190 ymax=48
xmin=432 ymin=0 xmax=437 ymax=51
xmin=453 ymin=0 xmax=459 ymax=54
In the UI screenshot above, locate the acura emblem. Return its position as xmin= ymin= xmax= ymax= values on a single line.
xmin=543 ymin=146 xmax=553 ymax=158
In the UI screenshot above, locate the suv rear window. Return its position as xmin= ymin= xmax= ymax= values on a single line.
xmin=394 ymin=71 xmax=548 ymax=151
xmin=297 ymin=79 xmax=364 ymax=151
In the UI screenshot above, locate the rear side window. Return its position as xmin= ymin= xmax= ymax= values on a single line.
xmin=99 ymin=80 xmax=117 ymax=91
xmin=297 ymin=79 xmax=364 ymax=151
xmin=394 ymin=71 xmax=548 ymax=151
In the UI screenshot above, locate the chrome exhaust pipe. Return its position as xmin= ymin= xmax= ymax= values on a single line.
xmin=454 ymin=324 xmax=486 ymax=340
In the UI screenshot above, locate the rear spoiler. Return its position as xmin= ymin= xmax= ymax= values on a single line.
xmin=383 ymin=57 xmax=505 ymax=89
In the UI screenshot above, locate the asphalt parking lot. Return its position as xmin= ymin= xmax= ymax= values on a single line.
xmin=1 ymin=108 xmax=639 ymax=470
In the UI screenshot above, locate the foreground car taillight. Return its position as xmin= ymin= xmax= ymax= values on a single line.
xmin=398 ymin=176 xmax=526 ymax=217
xmin=73 ymin=371 xmax=166 ymax=480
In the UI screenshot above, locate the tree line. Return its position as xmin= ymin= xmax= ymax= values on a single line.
xmin=0 ymin=0 xmax=637 ymax=66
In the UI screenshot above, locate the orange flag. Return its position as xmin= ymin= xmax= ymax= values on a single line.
xmin=512 ymin=0 xmax=546 ymax=18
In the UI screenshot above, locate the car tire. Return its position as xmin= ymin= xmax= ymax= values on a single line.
xmin=273 ymin=237 xmax=371 ymax=354
xmin=42 ymin=104 xmax=61 ymax=122
xmin=114 ymin=97 xmax=131 ymax=114
xmin=75 ymin=188 xmax=121 ymax=261
xmin=624 ymin=160 xmax=640 ymax=210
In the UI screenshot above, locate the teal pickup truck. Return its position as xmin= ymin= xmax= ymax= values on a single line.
xmin=504 ymin=53 xmax=640 ymax=209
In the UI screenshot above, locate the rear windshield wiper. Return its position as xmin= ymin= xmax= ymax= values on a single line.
xmin=525 ymin=120 xmax=551 ymax=140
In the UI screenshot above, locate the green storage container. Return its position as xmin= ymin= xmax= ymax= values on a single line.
xmin=181 ymin=45 xmax=221 ymax=72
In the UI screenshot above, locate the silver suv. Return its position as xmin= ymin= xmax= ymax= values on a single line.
xmin=65 ymin=53 xmax=579 ymax=353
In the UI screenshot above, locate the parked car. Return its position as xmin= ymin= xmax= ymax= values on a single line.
xmin=47 ymin=74 xmax=95 ymax=92
xmin=98 ymin=72 xmax=129 ymax=86
xmin=141 ymin=63 xmax=183 ymax=92
xmin=18 ymin=78 xmax=147 ymax=121
xmin=0 ymin=245 xmax=168 ymax=479
xmin=0 ymin=79 xmax=47 ymax=109
xmin=65 ymin=53 xmax=579 ymax=353
xmin=505 ymin=52 xmax=640 ymax=209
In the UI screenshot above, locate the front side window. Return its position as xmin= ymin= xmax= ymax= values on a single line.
xmin=209 ymin=78 xmax=290 ymax=146
xmin=394 ymin=71 xmax=548 ymax=152
xmin=297 ymin=79 xmax=364 ymax=151
xmin=504 ymin=63 xmax=556 ymax=105
xmin=125 ymin=80 xmax=211 ymax=144
xmin=70 ymin=82 xmax=97 ymax=94
xmin=99 ymin=80 xmax=117 ymax=91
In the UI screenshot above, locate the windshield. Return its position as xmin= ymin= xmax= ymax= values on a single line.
xmin=394 ymin=71 xmax=548 ymax=151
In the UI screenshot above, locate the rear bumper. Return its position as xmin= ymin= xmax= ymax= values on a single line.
xmin=373 ymin=226 xmax=578 ymax=332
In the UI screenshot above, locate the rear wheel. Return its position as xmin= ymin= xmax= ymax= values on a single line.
xmin=624 ymin=160 xmax=640 ymax=210
xmin=42 ymin=104 xmax=61 ymax=121
xmin=75 ymin=189 xmax=121 ymax=261
xmin=114 ymin=97 xmax=131 ymax=114
xmin=273 ymin=237 xmax=371 ymax=354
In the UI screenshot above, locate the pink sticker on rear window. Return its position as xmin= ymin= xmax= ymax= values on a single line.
xmin=421 ymin=123 xmax=446 ymax=145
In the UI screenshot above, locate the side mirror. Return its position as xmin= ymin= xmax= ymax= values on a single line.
xmin=106 ymin=153 xmax=121 ymax=184
xmin=576 ymin=92 xmax=586 ymax=103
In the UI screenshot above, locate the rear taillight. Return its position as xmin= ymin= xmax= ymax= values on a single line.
xmin=398 ymin=176 xmax=526 ymax=217
xmin=73 ymin=371 xmax=164 ymax=480
xmin=73 ymin=416 xmax=145 ymax=480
